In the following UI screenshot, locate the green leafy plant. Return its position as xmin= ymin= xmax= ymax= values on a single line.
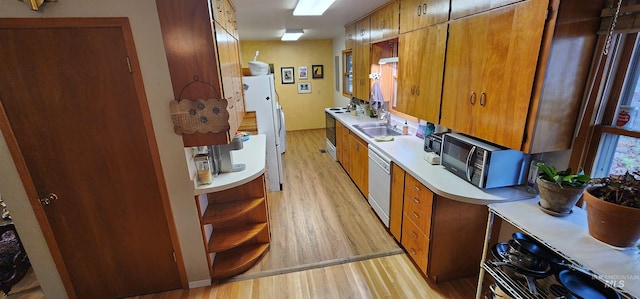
xmin=536 ymin=162 xmax=590 ymax=188
xmin=589 ymin=171 xmax=640 ymax=209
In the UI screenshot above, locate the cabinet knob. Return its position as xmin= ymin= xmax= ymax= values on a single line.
xmin=469 ymin=92 xmax=476 ymax=105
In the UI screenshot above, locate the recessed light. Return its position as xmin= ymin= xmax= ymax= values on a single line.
xmin=293 ymin=0 xmax=336 ymax=16
xmin=281 ymin=29 xmax=304 ymax=41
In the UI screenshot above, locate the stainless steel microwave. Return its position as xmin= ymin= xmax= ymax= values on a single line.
xmin=441 ymin=133 xmax=528 ymax=189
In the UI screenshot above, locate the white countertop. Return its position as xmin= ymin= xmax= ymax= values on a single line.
xmin=193 ymin=134 xmax=266 ymax=195
xmin=490 ymin=199 xmax=640 ymax=298
xmin=326 ymin=108 xmax=535 ymax=205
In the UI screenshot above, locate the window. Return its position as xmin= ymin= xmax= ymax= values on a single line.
xmin=342 ymin=50 xmax=352 ymax=97
xmin=572 ymin=33 xmax=640 ymax=178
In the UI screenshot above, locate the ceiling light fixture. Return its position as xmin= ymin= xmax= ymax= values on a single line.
xmin=293 ymin=0 xmax=336 ymax=16
xmin=281 ymin=29 xmax=304 ymax=41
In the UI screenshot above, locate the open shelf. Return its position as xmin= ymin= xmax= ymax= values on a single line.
xmin=202 ymin=197 xmax=265 ymax=225
xmin=208 ymin=223 xmax=267 ymax=253
xmin=212 ymin=243 xmax=270 ymax=280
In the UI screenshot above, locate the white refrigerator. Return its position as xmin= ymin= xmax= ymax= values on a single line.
xmin=243 ymin=74 xmax=285 ymax=191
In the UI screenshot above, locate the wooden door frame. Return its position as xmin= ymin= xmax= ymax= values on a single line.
xmin=0 ymin=17 xmax=188 ymax=297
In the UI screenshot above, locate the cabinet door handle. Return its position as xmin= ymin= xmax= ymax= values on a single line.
xmin=413 ymin=185 xmax=420 ymax=191
xmin=409 ymin=248 xmax=417 ymax=255
xmin=480 ymin=92 xmax=486 ymax=106
xmin=412 ymin=198 xmax=420 ymax=204
xmin=410 ymin=85 xmax=415 ymax=95
xmin=417 ymin=5 xmax=422 ymax=16
xmin=412 ymin=211 xmax=420 ymax=219
xmin=423 ymin=3 xmax=427 ymax=15
xmin=410 ymin=231 xmax=418 ymax=239
xmin=469 ymin=92 xmax=476 ymax=105
xmin=416 ymin=86 xmax=420 ymax=96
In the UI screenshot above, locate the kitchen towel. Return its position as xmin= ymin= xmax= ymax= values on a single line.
xmin=370 ymin=81 xmax=384 ymax=112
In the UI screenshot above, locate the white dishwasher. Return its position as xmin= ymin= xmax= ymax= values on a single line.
xmin=368 ymin=145 xmax=392 ymax=228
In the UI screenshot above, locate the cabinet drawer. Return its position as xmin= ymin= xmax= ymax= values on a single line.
xmin=404 ymin=175 xmax=433 ymax=212
xmin=401 ymin=216 xmax=428 ymax=273
xmin=403 ymin=199 xmax=432 ymax=237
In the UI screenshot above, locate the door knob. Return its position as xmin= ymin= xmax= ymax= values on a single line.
xmin=39 ymin=193 xmax=58 ymax=205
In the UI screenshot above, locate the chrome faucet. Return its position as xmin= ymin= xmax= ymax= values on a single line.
xmin=380 ymin=110 xmax=391 ymax=127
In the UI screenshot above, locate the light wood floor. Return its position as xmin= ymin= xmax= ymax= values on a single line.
xmin=235 ymin=128 xmax=402 ymax=280
xmin=129 ymin=129 xmax=477 ymax=298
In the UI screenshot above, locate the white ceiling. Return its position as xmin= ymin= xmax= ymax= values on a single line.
xmin=231 ymin=0 xmax=389 ymax=41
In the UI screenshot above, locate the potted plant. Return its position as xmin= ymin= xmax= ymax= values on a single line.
xmin=583 ymin=171 xmax=640 ymax=248
xmin=535 ymin=162 xmax=590 ymax=216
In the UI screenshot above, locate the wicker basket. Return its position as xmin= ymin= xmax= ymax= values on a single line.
xmin=169 ymin=98 xmax=230 ymax=134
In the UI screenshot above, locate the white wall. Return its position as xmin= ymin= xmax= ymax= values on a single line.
xmin=0 ymin=1 xmax=210 ymax=297
xmin=333 ymin=32 xmax=351 ymax=108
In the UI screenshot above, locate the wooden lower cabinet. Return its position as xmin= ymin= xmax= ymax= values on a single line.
xmin=337 ymin=122 xmax=369 ymax=197
xmin=389 ymin=163 xmax=405 ymax=240
xmin=336 ymin=121 xmax=349 ymax=169
xmin=400 ymin=171 xmax=489 ymax=282
xmin=195 ymin=174 xmax=270 ymax=280
xmin=349 ymin=132 xmax=369 ymax=197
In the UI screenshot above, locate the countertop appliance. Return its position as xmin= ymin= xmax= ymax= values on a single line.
xmin=368 ymin=145 xmax=392 ymax=227
xmin=423 ymin=133 xmax=443 ymax=165
xmin=243 ymin=74 xmax=285 ymax=191
xmin=441 ymin=133 xmax=528 ymax=189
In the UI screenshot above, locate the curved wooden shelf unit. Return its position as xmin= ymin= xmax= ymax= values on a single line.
xmin=196 ymin=173 xmax=270 ymax=281
xmin=212 ymin=243 xmax=270 ymax=280
xmin=208 ymin=223 xmax=268 ymax=253
xmin=202 ymin=197 xmax=266 ymax=226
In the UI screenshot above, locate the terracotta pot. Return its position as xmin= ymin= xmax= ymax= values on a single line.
xmin=536 ymin=177 xmax=585 ymax=214
xmin=584 ymin=186 xmax=640 ymax=248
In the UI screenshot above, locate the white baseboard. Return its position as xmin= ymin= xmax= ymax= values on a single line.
xmin=188 ymin=279 xmax=211 ymax=289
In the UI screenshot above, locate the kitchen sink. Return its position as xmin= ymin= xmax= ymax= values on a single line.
xmin=353 ymin=123 xmax=402 ymax=138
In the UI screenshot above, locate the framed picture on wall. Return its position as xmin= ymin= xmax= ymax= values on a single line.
xmin=312 ymin=64 xmax=324 ymax=79
xmin=281 ymin=67 xmax=295 ymax=84
xmin=299 ymin=66 xmax=308 ymax=80
xmin=298 ymin=82 xmax=311 ymax=94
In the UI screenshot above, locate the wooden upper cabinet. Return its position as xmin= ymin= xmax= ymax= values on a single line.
xmin=396 ymin=23 xmax=447 ymax=123
xmin=353 ymin=43 xmax=371 ymax=101
xmin=450 ymin=0 xmax=524 ymax=19
xmin=440 ymin=0 xmax=547 ymax=150
xmin=355 ymin=17 xmax=371 ymax=45
xmin=345 ymin=23 xmax=356 ymax=49
xmin=399 ymin=0 xmax=450 ymax=33
xmin=212 ymin=0 xmax=226 ymax=25
xmin=371 ymin=1 xmax=400 ymax=42
xmin=156 ymin=0 xmax=244 ymax=146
